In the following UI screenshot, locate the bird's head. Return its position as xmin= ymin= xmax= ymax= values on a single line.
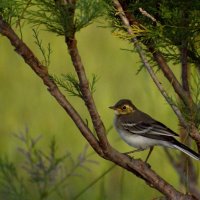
xmin=109 ymin=99 xmax=136 ymax=115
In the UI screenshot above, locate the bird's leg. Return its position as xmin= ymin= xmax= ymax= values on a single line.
xmin=123 ymin=147 xmax=154 ymax=164
xmin=123 ymin=148 xmax=144 ymax=155
xmin=145 ymin=146 xmax=154 ymax=163
xmin=123 ymin=149 xmax=144 ymax=155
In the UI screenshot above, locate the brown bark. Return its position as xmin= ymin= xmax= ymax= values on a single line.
xmin=0 ymin=12 xmax=198 ymax=200
xmin=150 ymin=50 xmax=193 ymax=108
xmin=65 ymin=37 xmax=110 ymax=151
xmin=0 ymin=16 xmax=102 ymax=156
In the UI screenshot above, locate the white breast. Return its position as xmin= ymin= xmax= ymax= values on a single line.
xmin=117 ymin=129 xmax=172 ymax=150
xmin=113 ymin=116 xmax=172 ymax=150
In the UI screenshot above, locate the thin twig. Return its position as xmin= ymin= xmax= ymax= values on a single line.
xmin=150 ymin=50 xmax=194 ymax=108
xmin=16 ymin=0 xmax=32 ymax=29
xmin=139 ymin=7 xmax=157 ymax=22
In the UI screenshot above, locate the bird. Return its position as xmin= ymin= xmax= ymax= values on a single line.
xmin=109 ymin=99 xmax=200 ymax=162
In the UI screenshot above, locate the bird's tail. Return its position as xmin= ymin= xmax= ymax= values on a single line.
xmin=172 ymin=141 xmax=200 ymax=160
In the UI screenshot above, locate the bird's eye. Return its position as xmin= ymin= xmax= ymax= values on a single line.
xmin=122 ymin=105 xmax=126 ymax=110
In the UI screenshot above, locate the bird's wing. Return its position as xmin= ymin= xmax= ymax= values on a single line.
xmin=121 ymin=121 xmax=178 ymax=137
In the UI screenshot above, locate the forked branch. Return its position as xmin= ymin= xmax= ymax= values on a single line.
xmin=0 ymin=15 xmax=102 ymax=156
xmin=0 ymin=12 xmax=197 ymax=200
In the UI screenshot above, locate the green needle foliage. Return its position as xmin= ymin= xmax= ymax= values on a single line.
xmin=0 ymin=130 xmax=98 ymax=200
xmin=32 ymin=28 xmax=52 ymax=67
xmin=0 ymin=157 xmax=27 ymax=200
xmin=106 ymin=0 xmax=200 ymax=67
xmin=52 ymin=73 xmax=99 ymax=99
xmin=74 ymin=0 xmax=105 ymax=32
xmin=27 ymin=0 xmax=74 ymax=36
xmin=1 ymin=0 xmax=106 ymax=36
xmin=27 ymin=0 xmax=106 ymax=36
xmin=0 ymin=0 xmax=21 ymax=24
xmin=53 ymin=73 xmax=83 ymax=98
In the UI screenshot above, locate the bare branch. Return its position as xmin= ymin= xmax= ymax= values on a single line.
xmin=54 ymin=0 xmax=110 ymax=151
xmin=139 ymin=7 xmax=157 ymax=22
xmin=0 ymin=15 xmax=102 ymax=156
xmin=181 ymin=45 xmax=190 ymax=93
xmin=149 ymin=49 xmax=194 ymax=108
xmin=65 ymin=33 xmax=109 ymax=151
xmin=107 ymin=148 xmax=196 ymax=200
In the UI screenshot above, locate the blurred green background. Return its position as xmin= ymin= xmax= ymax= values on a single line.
xmin=0 ymin=22 xmax=197 ymax=199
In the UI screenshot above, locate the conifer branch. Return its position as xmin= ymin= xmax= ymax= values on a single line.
xmin=0 ymin=14 xmax=192 ymax=200
xmin=0 ymin=15 xmax=102 ymax=156
xmin=150 ymin=49 xmax=194 ymax=108
xmin=65 ymin=36 xmax=110 ymax=151
xmin=0 ymin=3 xmax=199 ymax=199
xmin=112 ymin=0 xmax=187 ymax=127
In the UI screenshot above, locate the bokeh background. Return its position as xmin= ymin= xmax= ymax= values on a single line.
xmin=1 ymin=21 xmax=196 ymax=199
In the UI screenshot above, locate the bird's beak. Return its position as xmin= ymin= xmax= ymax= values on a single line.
xmin=109 ymin=105 xmax=116 ymax=110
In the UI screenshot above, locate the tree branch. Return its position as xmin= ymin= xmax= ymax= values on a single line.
xmin=149 ymin=48 xmax=193 ymax=108
xmin=180 ymin=10 xmax=190 ymax=94
xmin=65 ymin=37 xmax=110 ymax=152
xmin=108 ymin=149 xmax=197 ymax=200
xmin=0 ymin=14 xmax=197 ymax=200
xmin=56 ymin=0 xmax=110 ymax=151
xmin=137 ymin=6 xmax=193 ymax=109
xmin=119 ymin=2 xmax=194 ymax=110
xmin=190 ymin=123 xmax=200 ymax=153
xmin=181 ymin=44 xmax=190 ymax=93
xmin=0 ymin=15 xmax=103 ymax=156
xmin=112 ymin=0 xmax=187 ymax=127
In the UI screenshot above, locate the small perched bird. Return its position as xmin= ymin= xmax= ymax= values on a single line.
xmin=109 ymin=99 xmax=200 ymax=162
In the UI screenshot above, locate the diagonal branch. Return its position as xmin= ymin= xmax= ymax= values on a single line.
xmin=107 ymin=149 xmax=196 ymax=200
xmin=65 ymin=37 xmax=110 ymax=151
xmin=0 ymin=14 xmax=197 ymax=200
xmin=60 ymin=0 xmax=110 ymax=151
xmin=0 ymin=15 xmax=102 ymax=156
xmin=149 ymin=49 xmax=194 ymax=108
xmin=138 ymin=7 xmax=194 ymax=110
